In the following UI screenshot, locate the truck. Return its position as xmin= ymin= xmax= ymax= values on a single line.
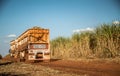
xmin=10 ymin=26 xmax=50 ymax=62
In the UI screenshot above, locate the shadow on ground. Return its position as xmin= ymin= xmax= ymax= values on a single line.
xmin=0 ymin=72 xmax=30 ymax=76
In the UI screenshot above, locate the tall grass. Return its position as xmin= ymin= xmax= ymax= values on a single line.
xmin=95 ymin=24 xmax=120 ymax=58
xmin=50 ymin=37 xmax=71 ymax=58
xmin=51 ymin=23 xmax=120 ymax=59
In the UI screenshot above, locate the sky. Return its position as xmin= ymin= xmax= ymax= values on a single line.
xmin=0 ymin=0 xmax=120 ymax=56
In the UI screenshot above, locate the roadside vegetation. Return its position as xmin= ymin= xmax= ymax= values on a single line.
xmin=0 ymin=54 xmax=2 ymax=59
xmin=51 ymin=22 xmax=120 ymax=59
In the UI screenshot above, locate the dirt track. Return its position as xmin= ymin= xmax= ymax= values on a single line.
xmin=2 ymin=56 xmax=120 ymax=76
xmin=32 ymin=59 xmax=120 ymax=76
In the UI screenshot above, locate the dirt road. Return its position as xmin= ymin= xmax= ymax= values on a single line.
xmin=2 ymin=56 xmax=120 ymax=76
xmin=33 ymin=59 xmax=120 ymax=76
xmin=0 ymin=61 xmax=80 ymax=76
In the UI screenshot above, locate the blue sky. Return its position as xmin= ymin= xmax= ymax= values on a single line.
xmin=0 ymin=0 xmax=120 ymax=56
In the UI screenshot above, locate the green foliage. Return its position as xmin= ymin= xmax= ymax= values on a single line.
xmin=0 ymin=54 xmax=2 ymax=59
xmin=51 ymin=23 xmax=120 ymax=59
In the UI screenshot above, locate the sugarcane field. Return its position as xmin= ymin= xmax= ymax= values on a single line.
xmin=0 ymin=0 xmax=120 ymax=76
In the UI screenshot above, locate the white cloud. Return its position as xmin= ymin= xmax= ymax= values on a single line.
xmin=113 ymin=21 xmax=120 ymax=25
xmin=3 ymin=34 xmax=16 ymax=43
xmin=7 ymin=34 xmax=16 ymax=38
xmin=73 ymin=27 xmax=94 ymax=33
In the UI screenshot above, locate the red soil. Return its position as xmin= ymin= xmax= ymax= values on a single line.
xmin=3 ymin=55 xmax=120 ymax=76
xmin=34 ymin=59 xmax=120 ymax=76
